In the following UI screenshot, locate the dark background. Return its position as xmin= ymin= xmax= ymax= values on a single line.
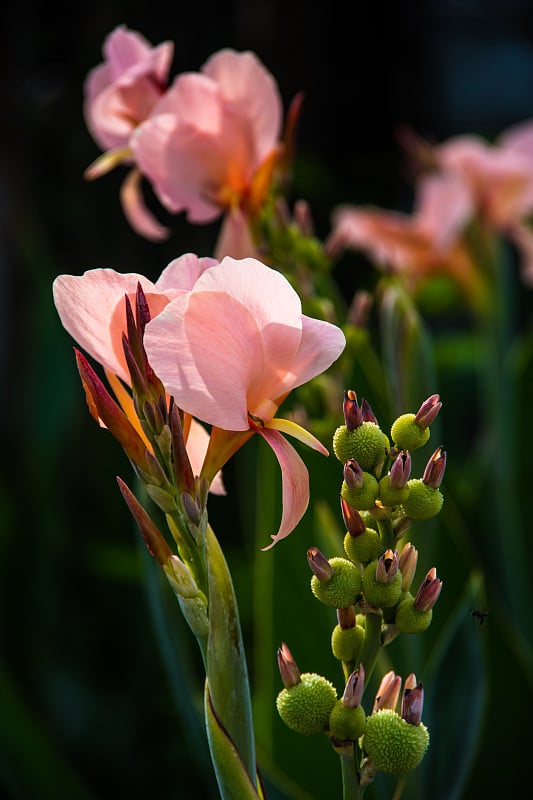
xmin=2 ymin=1 xmax=533 ymax=798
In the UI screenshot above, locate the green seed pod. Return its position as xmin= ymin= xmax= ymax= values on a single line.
xmin=311 ymin=557 xmax=362 ymax=608
xmin=276 ymin=673 xmax=337 ymax=735
xmin=390 ymin=414 xmax=430 ymax=451
xmin=395 ymin=595 xmax=433 ymax=634
xmin=402 ymin=479 xmax=443 ymax=521
xmin=331 ymin=623 xmax=365 ymax=662
xmin=344 ymin=529 xmax=381 ymax=565
xmin=333 ymin=422 xmax=388 ymax=471
xmin=378 ymin=475 xmax=409 ymax=507
xmin=329 ymin=700 xmax=366 ymax=741
xmin=362 ymin=560 xmax=402 ymax=608
xmin=363 ymin=709 xmax=429 ymax=773
xmin=341 ymin=473 xmax=379 ymax=510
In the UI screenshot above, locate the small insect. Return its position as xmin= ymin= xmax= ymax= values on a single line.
xmin=471 ymin=608 xmax=489 ymax=626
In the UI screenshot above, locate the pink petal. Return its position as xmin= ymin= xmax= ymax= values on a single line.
xmin=120 ymin=168 xmax=170 ymax=241
xmin=155 ymin=254 xmax=219 ymax=292
xmin=214 ymin=208 xmax=262 ymax=260
xmin=201 ymin=49 xmax=282 ymax=161
xmin=53 ymin=269 xmax=163 ymax=382
xmin=186 ymin=418 xmax=226 ymax=495
xmin=278 ymin=313 xmax=346 ymax=395
xmin=415 ymin=173 xmax=472 ymax=250
xmin=258 ymin=428 xmax=309 ymax=549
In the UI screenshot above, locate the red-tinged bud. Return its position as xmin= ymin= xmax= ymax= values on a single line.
xmin=277 ymin=642 xmax=301 ymax=688
xmin=169 ymin=404 xmax=196 ymax=495
xmin=376 ymin=549 xmax=400 ymax=584
xmin=307 ymin=547 xmax=335 ymax=582
xmin=142 ymin=398 xmax=166 ymax=436
xmin=135 ymin=282 xmax=151 ymax=335
xmin=422 ymin=446 xmax=447 ymax=488
xmin=414 ymin=568 xmax=443 ymax=612
xmin=361 ymin=398 xmax=378 ymax=424
xmin=75 ymin=349 xmax=150 ymax=472
xmin=117 ymin=476 xmax=172 ymax=565
xmin=373 ymin=670 xmax=401 ymax=712
xmin=344 ymin=459 xmax=364 ymax=490
xmin=122 ymin=333 xmax=151 ymax=401
xmin=343 ymin=390 xmax=363 ymax=431
xmin=414 ymin=393 xmax=442 ymax=429
xmin=399 ymin=542 xmax=418 ymax=592
xmin=342 ymin=665 xmax=365 ymax=708
xmin=402 ymin=675 xmax=424 ymax=725
xmin=390 ymin=451 xmax=411 ymax=490
xmin=341 ymin=496 xmax=366 ymax=537
xmin=337 ymin=605 xmax=357 ymax=629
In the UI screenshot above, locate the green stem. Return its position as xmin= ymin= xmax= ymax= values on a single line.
xmin=358 ymin=611 xmax=383 ymax=682
xmin=340 ymin=747 xmax=361 ymax=800
xmin=377 ymin=517 xmax=395 ymax=551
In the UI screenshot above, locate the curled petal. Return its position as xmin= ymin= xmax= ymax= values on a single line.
xmin=266 ymin=417 xmax=328 ymax=456
xmin=120 ymin=168 xmax=170 ymax=241
xmin=258 ymin=428 xmax=309 ymax=549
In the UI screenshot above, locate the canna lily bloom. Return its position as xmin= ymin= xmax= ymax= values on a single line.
xmin=131 ymin=48 xmax=283 ymax=230
xmin=52 ymin=253 xmax=225 ymax=494
xmin=327 ymin=173 xmax=487 ymax=309
xmin=143 ymin=256 xmax=346 ymax=548
xmin=83 ymin=26 xmax=174 ymax=240
xmin=435 ymin=121 xmax=533 ymax=284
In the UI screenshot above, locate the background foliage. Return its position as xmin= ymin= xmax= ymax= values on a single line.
xmin=2 ymin=1 xmax=533 ymax=797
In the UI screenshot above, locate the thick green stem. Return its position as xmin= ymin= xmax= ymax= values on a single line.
xmin=358 ymin=611 xmax=383 ymax=682
xmin=340 ymin=747 xmax=361 ymax=800
xmin=377 ymin=517 xmax=395 ymax=551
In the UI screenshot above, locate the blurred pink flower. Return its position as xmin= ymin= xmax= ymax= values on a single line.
xmin=144 ymin=256 xmax=346 ymax=547
xmin=435 ymin=121 xmax=533 ymax=283
xmin=327 ymin=173 xmax=485 ymax=305
xmin=53 ymin=254 xmax=225 ymax=494
xmin=131 ymin=49 xmax=283 ymax=224
xmin=84 ymin=25 xmax=174 ymax=154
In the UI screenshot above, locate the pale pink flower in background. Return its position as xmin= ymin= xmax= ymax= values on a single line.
xmin=131 ymin=49 xmax=283 ymax=225
xmin=435 ymin=121 xmax=533 ymax=283
xmin=144 ymin=256 xmax=346 ymax=547
xmin=52 ymin=254 xmax=225 ymax=494
xmin=84 ymin=25 xmax=173 ymax=154
xmin=83 ymin=26 xmax=174 ymax=241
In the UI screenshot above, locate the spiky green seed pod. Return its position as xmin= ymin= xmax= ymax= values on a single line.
xmin=311 ymin=557 xmax=362 ymax=608
xmin=333 ymin=422 xmax=388 ymax=471
xmin=363 ymin=709 xmax=429 ymax=773
xmin=341 ymin=474 xmax=379 ymax=510
xmin=344 ymin=529 xmax=381 ymax=565
xmin=329 ymin=701 xmax=366 ymax=741
xmin=362 ymin=560 xmax=402 ymax=608
xmin=276 ymin=673 xmax=337 ymax=735
xmin=395 ymin=595 xmax=433 ymax=633
xmin=390 ymin=414 xmax=430 ymax=451
xmin=378 ymin=475 xmax=409 ymax=507
xmin=402 ymin=479 xmax=443 ymax=520
xmin=331 ymin=624 xmax=365 ymax=662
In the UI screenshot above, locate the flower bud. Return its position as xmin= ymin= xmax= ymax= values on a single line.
xmin=329 ymin=667 xmax=367 ymax=741
xmin=422 ymin=446 xmax=447 ymax=488
xmin=341 ymin=497 xmax=366 ymax=537
xmin=373 ymin=670 xmax=401 ymax=712
xmin=363 ymin=709 xmax=429 ymax=774
xmin=362 ymin=554 xmax=403 ymax=608
xmin=307 ymin=547 xmax=335 ymax=582
xmin=333 ymin=421 xmax=388 ymax=472
xmin=414 ymin=567 xmax=443 ymax=612
xmin=361 ymin=398 xmax=378 ymax=424
xmin=343 ymin=389 xmax=363 ymax=431
xmin=402 ymin=676 xmax=424 ymax=726
xmin=310 ymin=556 xmax=362 ymax=608
xmin=277 ymin=642 xmax=301 ymax=688
xmin=390 ymin=450 xmax=412 ymax=489
xmin=414 ymin=393 xmax=442 ymax=429
xmin=343 ymin=459 xmax=364 ymax=490
xmin=341 ymin=468 xmax=379 ymax=511
xmin=276 ymin=673 xmax=337 ymax=735
xmin=343 ymin=665 xmax=365 ymax=708
xmin=399 ymin=542 xmax=418 ymax=592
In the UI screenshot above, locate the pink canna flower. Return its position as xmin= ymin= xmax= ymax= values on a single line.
xmin=52 ymin=253 xmax=225 ymax=494
xmin=143 ymin=256 xmax=346 ymax=548
xmin=83 ymin=26 xmax=174 ymax=241
xmin=131 ymin=49 xmax=283 ymax=225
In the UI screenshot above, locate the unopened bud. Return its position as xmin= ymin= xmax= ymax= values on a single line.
xmin=414 ymin=394 xmax=442 ymax=429
xmin=376 ymin=549 xmax=400 ymax=584
xmin=390 ymin=451 xmax=411 ymax=489
xmin=181 ymin=491 xmax=202 ymax=525
xmin=414 ymin=568 xmax=443 ymax=612
xmin=361 ymin=398 xmax=378 ymax=424
xmin=399 ymin=542 xmax=418 ymax=592
xmin=402 ymin=676 xmax=424 ymax=725
xmin=341 ymin=497 xmax=366 ymax=537
xmin=277 ymin=642 xmax=301 ymax=688
xmin=344 ymin=459 xmax=364 ymax=490
xmin=422 ymin=447 xmax=447 ymax=488
xmin=343 ymin=390 xmax=363 ymax=431
xmin=307 ymin=547 xmax=334 ymax=582
xmin=342 ymin=665 xmax=365 ymax=708
xmin=373 ymin=671 xmax=401 ymax=712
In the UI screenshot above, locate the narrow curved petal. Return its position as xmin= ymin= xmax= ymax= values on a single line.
xmin=120 ymin=168 xmax=170 ymax=241
xmin=266 ymin=417 xmax=329 ymax=456
xmin=258 ymin=428 xmax=309 ymax=549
